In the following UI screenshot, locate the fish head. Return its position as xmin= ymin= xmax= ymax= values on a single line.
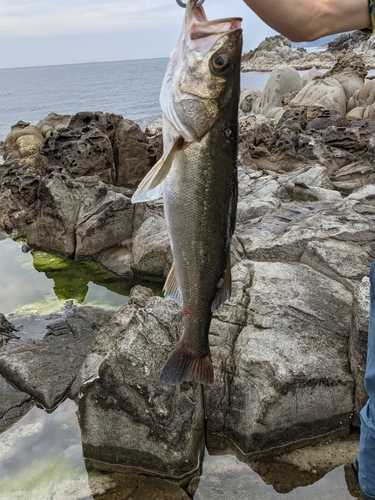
xmin=160 ymin=1 xmax=242 ymax=141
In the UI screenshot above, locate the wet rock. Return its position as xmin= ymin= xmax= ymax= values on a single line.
xmin=88 ymin=474 xmax=191 ymax=500
xmin=0 ymin=374 xmax=34 ymax=433
xmin=0 ymin=313 xmax=19 ymax=346
xmin=0 ymin=307 xmax=112 ymax=409
xmin=77 ymin=291 xmax=204 ymax=481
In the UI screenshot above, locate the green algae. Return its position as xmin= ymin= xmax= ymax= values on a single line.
xmin=0 ymin=238 xmax=163 ymax=316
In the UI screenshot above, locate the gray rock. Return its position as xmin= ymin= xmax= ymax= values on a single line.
xmin=0 ymin=374 xmax=34 ymax=433
xmin=77 ymin=291 xmax=204 ymax=480
xmin=208 ymin=261 xmax=354 ymax=453
xmin=350 ymin=277 xmax=371 ymax=426
xmin=0 ymin=307 xmax=112 ymax=409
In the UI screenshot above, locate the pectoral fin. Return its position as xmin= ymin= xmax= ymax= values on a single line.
xmin=211 ymin=252 xmax=231 ymax=312
xmin=131 ymin=137 xmax=184 ymax=203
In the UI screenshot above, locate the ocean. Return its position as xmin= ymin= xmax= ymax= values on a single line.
xmin=0 ymin=58 xmax=272 ymax=141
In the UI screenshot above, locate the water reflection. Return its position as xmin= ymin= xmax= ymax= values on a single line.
xmin=0 ymin=400 xmax=359 ymax=500
xmin=0 ymin=236 xmax=162 ymax=325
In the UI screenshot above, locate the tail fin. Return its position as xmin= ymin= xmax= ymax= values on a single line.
xmin=159 ymin=340 xmax=214 ymax=386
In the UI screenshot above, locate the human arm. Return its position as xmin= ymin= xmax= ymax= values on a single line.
xmin=242 ymin=0 xmax=372 ymax=41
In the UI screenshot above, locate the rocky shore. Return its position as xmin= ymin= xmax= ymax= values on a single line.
xmin=0 ymin=36 xmax=374 ymax=498
xmin=241 ymin=31 xmax=375 ymax=72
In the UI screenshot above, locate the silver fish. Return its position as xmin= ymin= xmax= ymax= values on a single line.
xmin=132 ymin=0 xmax=242 ymax=385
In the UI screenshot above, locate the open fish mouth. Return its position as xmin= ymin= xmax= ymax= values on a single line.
xmin=186 ymin=4 xmax=242 ymax=51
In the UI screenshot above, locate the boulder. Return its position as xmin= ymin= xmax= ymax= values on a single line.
xmin=290 ymin=78 xmax=347 ymax=116
xmin=323 ymin=52 xmax=367 ymax=101
xmin=27 ymin=173 xmax=134 ymax=259
xmin=77 ymin=288 xmax=205 ymax=482
xmin=0 ymin=374 xmax=34 ymax=433
xmin=207 ymin=261 xmax=354 ymax=453
xmin=0 ymin=307 xmax=112 ymax=410
xmin=256 ymin=65 xmax=303 ymax=117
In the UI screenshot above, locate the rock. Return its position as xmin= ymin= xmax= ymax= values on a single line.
xmin=132 ymin=212 xmax=172 ymax=278
xmin=0 ymin=374 xmax=34 ymax=433
xmin=27 ymin=173 xmax=134 ymax=259
xmin=75 ymin=184 xmax=134 ymax=258
xmin=36 ymin=112 xmax=71 ymax=136
xmin=4 ymin=125 xmax=43 ymax=155
xmin=256 ymin=66 xmax=302 ymax=117
xmin=114 ymin=119 xmax=153 ymax=187
xmin=88 ymin=474 xmax=192 ymax=500
xmin=350 ymin=277 xmax=371 ymax=426
xmin=300 ymin=240 xmax=372 ymax=289
xmin=207 ymin=261 xmax=354 ymax=453
xmin=347 ymin=106 xmax=365 ymax=121
xmin=290 ymin=78 xmax=347 ymax=116
xmin=327 ymin=31 xmax=369 ymax=55
xmin=0 ymin=313 xmax=19 ymax=346
xmin=0 ymin=307 xmax=112 ymax=409
xmin=77 ymin=292 xmax=204 ymax=481
xmin=301 ymin=67 xmax=323 ymax=86
xmin=239 ymin=89 xmax=262 ymax=114
xmin=0 ymin=161 xmax=42 ymax=231
xmin=358 ymin=80 xmax=375 ymax=106
xmin=27 ymin=172 xmax=82 ymax=257
xmin=39 ymin=123 xmax=116 ymax=184
xmin=241 ymin=35 xmax=334 ymax=72
xmin=323 ymin=52 xmax=366 ymax=100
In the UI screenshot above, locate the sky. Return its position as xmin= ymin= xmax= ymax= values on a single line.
xmin=0 ymin=0 xmax=277 ymax=69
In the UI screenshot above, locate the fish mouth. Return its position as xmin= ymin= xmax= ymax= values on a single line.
xmin=186 ymin=5 xmax=242 ymax=54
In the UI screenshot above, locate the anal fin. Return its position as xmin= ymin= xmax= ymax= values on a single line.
xmin=211 ymin=252 xmax=232 ymax=312
xmin=163 ymin=263 xmax=183 ymax=306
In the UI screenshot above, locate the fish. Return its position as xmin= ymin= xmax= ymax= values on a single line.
xmin=132 ymin=0 xmax=242 ymax=385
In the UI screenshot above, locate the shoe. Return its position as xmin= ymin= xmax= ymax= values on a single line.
xmin=351 ymin=459 xmax=375 ymax=500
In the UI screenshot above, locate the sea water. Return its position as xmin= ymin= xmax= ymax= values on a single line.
xmin=0 ymin=58 xmax=271 ymax=141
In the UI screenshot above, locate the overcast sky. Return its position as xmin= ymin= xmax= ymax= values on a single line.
xmin=0 ymin=0 xmax=277 ymax=69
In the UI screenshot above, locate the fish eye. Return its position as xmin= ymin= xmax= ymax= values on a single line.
xmin=210 ymin=53 xmax=231 ymax=74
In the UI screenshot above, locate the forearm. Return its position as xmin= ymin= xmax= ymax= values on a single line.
xmin=242 ymin=0 xmax=371 ymax=41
